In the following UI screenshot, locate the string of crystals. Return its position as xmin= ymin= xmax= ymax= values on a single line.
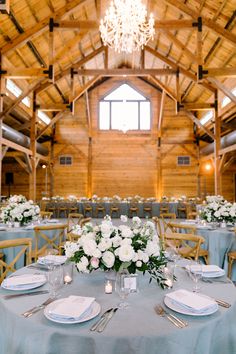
xmin=100 ymin=0 xmax=155 ymax=53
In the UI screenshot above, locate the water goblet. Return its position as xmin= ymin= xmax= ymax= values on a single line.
xmin=115 ymin=272 xmax=130 ymax=310
xmin=47 ymin=265 xmax=63 ymax=298
xmin=188 ymin=261 xmax=202 ymax=293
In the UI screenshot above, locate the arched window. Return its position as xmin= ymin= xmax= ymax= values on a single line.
xmin=99 ymin=83 xmax=151 ymax=132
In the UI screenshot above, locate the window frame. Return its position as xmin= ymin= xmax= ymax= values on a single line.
xmin=98 ymin=82 xmax=152 ymax=132
xmin=59 ymin=155 xmax=73 ymax=166
xmin=177 ymin=156 xmax=191 ymax=166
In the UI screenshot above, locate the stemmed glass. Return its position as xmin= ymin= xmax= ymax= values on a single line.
xmin=165 ymin=246 xmax=180 ymax=278
xmin=47 ymin=265 xmax=63 ymax=298
xmin=188 ymin=261 xmax=202 ymax=292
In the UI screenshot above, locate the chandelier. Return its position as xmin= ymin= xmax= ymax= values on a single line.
xmin=100 ymin=0 xmax=155 ymax=53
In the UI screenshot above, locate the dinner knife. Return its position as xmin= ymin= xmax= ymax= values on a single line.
xmin=97 ymin=307 xmax=118 ymax=333
xmin=90 ymin=308 xmax=113 ymax=331
xmin=4 ymin=290 xmax=49 ymax=299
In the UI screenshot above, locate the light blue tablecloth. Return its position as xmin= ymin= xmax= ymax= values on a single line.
xmin=0 ymin=268 xmax=236 ymax=354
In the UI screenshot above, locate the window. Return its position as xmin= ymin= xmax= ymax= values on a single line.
xmin=59 ymin=156 xmax=72 ymax=165
xmin=200 ymin=111 xmax=213 ymax=125
xmin=6 ymin=79 xmax=30 ymax=108
xmin=222 ymin=87 xmax=236 ymax=108
xmin=38 ymin=111 xmax=51 ymax=125
xmin=177 ymin=156 xmax=190 ymax=166
xmin=99 ymin=83 xmax=151 ymax=132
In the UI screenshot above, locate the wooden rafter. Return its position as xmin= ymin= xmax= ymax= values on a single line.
xmin=162 ymin=0 xmax=236 ymax=45
xmin=184 ymin=110 xmax=215 ymax=140
xmin=73 ymin=68 xmax=177 ymax=77
xmin=1 ymin=0 xmax=87 ymax=54
xmin=37 ymin=111 xmax=67 ymax=139
xmin=207 ymin=78 xmax=236 ymax=104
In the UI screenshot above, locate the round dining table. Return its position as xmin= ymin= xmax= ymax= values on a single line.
xmin=0 ymin=266 xmax=236 ymax=354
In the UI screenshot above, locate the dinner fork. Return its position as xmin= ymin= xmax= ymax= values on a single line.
xmin=154 ymin=305 xmax=187 ymax=328
xmin=22 ymin=298 xmax=54 ymax=318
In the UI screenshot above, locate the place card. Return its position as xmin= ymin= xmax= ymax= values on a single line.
xmin=123 ymin=274 xmax=138 ymax=293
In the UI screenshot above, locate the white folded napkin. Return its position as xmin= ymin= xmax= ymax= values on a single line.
xmin=38 ymin=255 xmax=67 ymax=265
xmin=165 ymin=289 xmax=217 ymax=314
xmin=49 ymin=296 xmax=95 ymax=320
xmin=23 ymin=225 xmax=35 ymax=230
xmin=186 ymin=265 xmax=223 ymax=274
xmin=47 ymin=219 xmax=59 ymax=223
xmin=3 ymin=274 xmax=46 ymax=288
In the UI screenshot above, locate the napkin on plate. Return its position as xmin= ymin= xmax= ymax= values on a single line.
xmin=3 ymin=274 xmax=46 ymax=288
xmin=38 ymin=255 xmax=67 ymax=265
xmin=165 ymin=289 xmax=217 ymax=314
xmin=186 ymin=264 xmax=224 ymax=275
xmin=49 ymin=295 xmax=95 ymax=320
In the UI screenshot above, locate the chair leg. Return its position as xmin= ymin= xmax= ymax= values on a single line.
xmin=228 ymin=257 xmax=233 ymax=279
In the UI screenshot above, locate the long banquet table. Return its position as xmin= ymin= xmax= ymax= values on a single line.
xmin=0 ymin=267 xmax=236 ymax=354
xmin=45 ymin=201 xmax=183 ymax=218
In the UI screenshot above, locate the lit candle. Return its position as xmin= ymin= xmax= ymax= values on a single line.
xmin=105 ymin=280 xmax=112 ymax=294
xmin=64 ymin=275 xmax=72 ymax=284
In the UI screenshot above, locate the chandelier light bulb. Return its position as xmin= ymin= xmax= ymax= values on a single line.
xmin=100 ymin=0 xmax=155 ymax=53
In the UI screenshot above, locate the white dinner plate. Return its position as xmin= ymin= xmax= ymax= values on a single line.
xmin=196 ymin=225 xmax=212 ymax=229
xmin=46 ymin=219 xmax=59 ymax=223
xmin=1 ymin=275 xmax=47 ymax=291
xmin=0 ymin=227 xmax=6 ymax=231
xmin=44 ymin=299 xmax=101 ymax=324
xmin=164 ymin=296 xmax=218 ymax=316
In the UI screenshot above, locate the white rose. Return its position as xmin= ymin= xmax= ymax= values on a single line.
xmin=100 ymin=222 xmax=113 ymax=237
xmin=136 ymin=260 xmax=142 ymax=267
xmin=77 ymin=261 xmax=89 ymax=273
xmin=119 ymin=225 xmax=133 ymax=238
xmin=120 ymin=215 xmax=128 ymax=222
xmin=145 ymin=240 xmax=160 ymax=257
xmin=102 ymin=251 xmax=115 ymax=268
xmin=83 ymin=239 xmax=97 ymax=256
xmin=92 ymin=248 xmax=102 ymax=258
xmin=118 ymin=244 xmax=135 ymax=262
xmin=90 ymin=257 xmax=99 ymax=269
xmin=98 ymin=238 xmax=112 ymax=252
xmin=112 ymin=235 xmax=122 ymax=247
xmin=132 ymin=216 xmax=141 ymax=225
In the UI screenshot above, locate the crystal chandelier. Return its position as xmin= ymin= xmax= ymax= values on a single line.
xmin=100 ymin=0 xmax=155 ymax=53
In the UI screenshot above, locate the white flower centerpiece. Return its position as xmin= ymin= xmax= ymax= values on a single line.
xmin=65 ymin=215 xmax=168 ymax=288
xmin=1 ymin=195 xmax=40 ymax=226
xmin=201 ymin=195 xmax=236 ymax=224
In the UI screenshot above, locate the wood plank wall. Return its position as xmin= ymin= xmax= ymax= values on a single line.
xmin=1 ymin=77 xmax=235 ymax=201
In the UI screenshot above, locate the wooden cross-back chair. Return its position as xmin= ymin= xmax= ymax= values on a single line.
xmin=84 ymin=203 xmax=93 ymax=217
xmin=67 ymin=213 xmax=84 ymax=232
xmin=33 ymin=224 xmax=67 ymax=261
xmin=129 ymin=202 xmax=139 ymax=218
xmin=0 ymin=238 xmax=32 ymax=282
xmin=227 ymin=228 xmax=236 ymax=278
xmin=152 ymin=217 xmax=162 ymax=239
xmin=164 ymin=233 xmax=205 ymax=261
xmin=80 ymin=217 xmax=92 ymax=227
xmin=110 ymin=202 xmax=120 ymax=218
xmin=160 ymin=213 xmax=176 ymax=220
xmin=167 ymin=222 xmax=209 ymax=264
xmin=40 ymin=211 xmax=53 ymax=220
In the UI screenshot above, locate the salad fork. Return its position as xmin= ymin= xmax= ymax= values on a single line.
xmin=22 ymin=298 xmax=54 ymax=318
xmin=154 ymin=305 xmax=187 ymax=328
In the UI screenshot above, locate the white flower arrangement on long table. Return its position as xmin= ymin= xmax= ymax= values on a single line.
xmin=201 ymin=195 xmax=236 ymax=224
xmin=65 ymin=215 xmax=168 ymax=288
xmin=1 ymin=194 xmax=40 ymax=225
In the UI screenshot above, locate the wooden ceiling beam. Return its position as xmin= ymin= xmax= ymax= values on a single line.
xmin=179 ymin=102 xmax=215 ymax=111
xmin=1 ymin=68 xmax=52 ymax=79
xmin=149 ymin=76 xmax=177 ymax=101
xmin=184 ymin=110 xmax=215 ymax=140
xmin=200 ymin=67 xmax=236 ymax=78
xmin=53 ymin=20 xmax=99 ymax=29
xmin=37 ymin=111 xmax=67 ymax=139
xmin=37 ymin=103 xmax=70 ymax=112
xmin=162 ymin=0 xmax=236 ymax=45
xmin=72 ymin=76 xmax=100 ymax=102
xmin=207 ymin=78 xmax=236 ymax=104
xmin=74 ymin=68 xmax=177 ymax=76
xmin=1 ymin=0 xmax=87 ymax=54
xmin=145 ymin=46 xmax=215 ymax=93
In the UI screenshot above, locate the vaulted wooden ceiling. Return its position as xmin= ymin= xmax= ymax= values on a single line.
xmin=0 ymin=0 xmax=235 ymax=142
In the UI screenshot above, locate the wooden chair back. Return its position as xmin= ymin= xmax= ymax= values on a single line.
xmin=160 ymin=213 xmax=176 ymax=219
xmin=80 ymin=218 xmax=92 ymax=227
xmin=152 ymin=217 xmax=162 ymax=239
xmin=168 ymin=222 xmax=197 ymax=234
xmin=40 ymin=211 xmax=53 ymax=220
xmin=0 ymin=238 xmax=32 ymax=282
xmin=33 ymin=224 xmax=67 ymax=260
xmin=164 ymin=232 xmax=204 ymax=261
xmin=67 ymin=213 xmax=84 ymax=232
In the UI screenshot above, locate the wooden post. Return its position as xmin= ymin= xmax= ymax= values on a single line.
xmin=49 ymin=125 xmax=55 ymax=197
xmin=157 ymin=138 xmax=162 ymax=200
xmin=214 ymin=90 xmax=221 ymax=195
xmin=0 ymin=53 xmax=4 ymax=199
xmin=29 ymin=92 xmax=37 ymax=201
xmin=87 ymin=137 xmax=92 ymax=198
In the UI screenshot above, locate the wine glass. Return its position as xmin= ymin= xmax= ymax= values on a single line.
xmin=47 ymin=265 xmax=63 ymax=298
xmin=188 ymin=261 xmax=202 ymax=292
xmin=165 ymin=246 xmax=180 ymax=278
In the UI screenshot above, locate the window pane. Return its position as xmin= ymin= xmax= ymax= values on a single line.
xmin=104 ymin=83 xmax=146 ymax=101
xmin=111 ymin=102 xmax=122 ymax=129
xmin=125 ymin=102 xmax=138 ymax=129
xmin=140 ymin=102 xmax=151 ymax=130
xmin=99 ymin=102 xmax=110 ymax=129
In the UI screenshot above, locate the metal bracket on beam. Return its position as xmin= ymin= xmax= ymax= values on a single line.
xmin=33 ymin=101 xmax=40 ymax=112
xmin=71 ymin=68 xmax=78 ymax=77
xmin=157 ymin=137 xmax=161 ymax=148
xmin=198 ymin=65 xmax=208 ymax=80
xmin=43 ymin=65 xmax=54 ymax=80
xmin=0 ymin=70 xmax=7 ymax=75
xmin=69 ymin=101 xmax=74 ymax=113
xmin=192 ymin=17 xmax=202 ymax=32
xmin=176 ymin=67 xmax=180 ymax=78
xmin=177 ymin=102 xmax=184 ymax=112
xmin=49 ymin=18 xmax=59 ymax=32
